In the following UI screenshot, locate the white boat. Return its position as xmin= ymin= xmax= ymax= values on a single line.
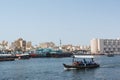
xmin=0 ymin=54 xmax=15 ymax=61
xmin=15 ymin=53 xmax=30 ymax=59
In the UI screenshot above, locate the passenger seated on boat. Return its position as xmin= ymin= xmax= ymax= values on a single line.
xmin=89 ymin=60 xmax=96 ymax=65
xmin=79 ymin=61 xmax=83 ymax=64
xmin=83 ymin=59 xmax=87 ymax=63
xmin=83 ymin=59 xmax=87 ymax=64
xmin=73 ymin=61 xmax=77 ymax=65
xmin=73 ymin=61 xmax=80 ymax=66
xmin=79 ymin=61 xmax=84 ymax=66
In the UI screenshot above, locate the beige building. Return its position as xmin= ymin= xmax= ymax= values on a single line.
xmin=62 ymin=45 xmax=81 ymax=52
xmin=39 ymin=42 xmax=55 ymax=48
xmin=11 ymin=38 xmax=26 ymax=51
xmin=0 ymin=40 xmax=9 ymax=51
xmin=91 ymin=38 xmax=120 ymax=54
xmin=26 ymin=41 xmax=32 ymax=50
xmin=62 ymin=44 xmax=73 ymax=52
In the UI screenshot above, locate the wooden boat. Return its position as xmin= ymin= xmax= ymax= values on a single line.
xmin=0 ymin=57 xmax=15 ymax=61
xmin=0 ymin=54 xmax=15 ymax=61
xmin=63 ymin=55 xmax=100 ymax=70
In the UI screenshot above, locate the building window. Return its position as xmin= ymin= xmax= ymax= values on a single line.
xmin=118 ymin=48 xmax=120 ymax=52
xmin=118 ymin=42 xmax=120 ymax=45
xmin=113 ymin=41 xmax=115 ymax=45
xmin=104 ymin=48 xmax=106 ymax=51
xmin=108 ymin=48 xmax=111 ymax=51
xmin=113 ymin=48 xmax=115 ymax=51
xmin=108 ymin=42 xmax=111 ymax=45
xmin=104 ymin=42 xmax=107 ymax=45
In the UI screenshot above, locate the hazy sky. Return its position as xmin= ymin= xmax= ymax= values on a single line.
xmin=0 ymin=0 xmax=120 ymax=46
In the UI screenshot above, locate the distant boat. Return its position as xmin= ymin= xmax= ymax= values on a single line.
xmin=30 ymin=48 xmax=72 ymax=58
xmin=105 ymin=51 xmax=114 ymax=57
xmin=0 ymin=57 xmax=15 ymax=61
xmin=15 ymin=53 xmax=30 ymax=59
xmin=0 ymin=54 xmax=15 ymax=61
xmin=63 ymin=55 xmax=100 ymax=70
xmin=106 ymin=54 xmax=114 ymax=57
xmin=72 ymin=50 xmax=91 ymax=55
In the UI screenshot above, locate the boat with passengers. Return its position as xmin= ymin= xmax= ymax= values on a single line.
xmin=63 ymin=55 xmax=100 ymax=70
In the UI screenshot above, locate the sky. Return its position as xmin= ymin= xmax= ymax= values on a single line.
xmin=0 ymin=0 xmax=120 ymax=46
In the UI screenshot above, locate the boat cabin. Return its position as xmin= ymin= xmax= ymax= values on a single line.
xmin=72 ymin=55 xmax=96 ymax=66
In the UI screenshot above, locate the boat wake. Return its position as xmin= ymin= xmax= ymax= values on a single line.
xmin=100 ymin=64 xmax=120 ymax=68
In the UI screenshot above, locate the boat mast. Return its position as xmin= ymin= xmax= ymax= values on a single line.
xmin=60 ymin=39 xmax=61 ymax=47
xmin=59 ymin=39 xmax=62 ymax=50
xmin=72 ymin=55 xmax=75 ymax=62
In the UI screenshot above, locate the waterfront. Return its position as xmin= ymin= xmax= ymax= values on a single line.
xmin=0 ymin=55 xmax=120 ymax=80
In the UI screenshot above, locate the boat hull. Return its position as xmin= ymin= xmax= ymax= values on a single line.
xmin=0 ymin=58 xmax=15 ymax=61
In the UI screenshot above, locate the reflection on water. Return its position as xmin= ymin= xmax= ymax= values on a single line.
xmin=0 ymin=55 xmax=120 ymax=80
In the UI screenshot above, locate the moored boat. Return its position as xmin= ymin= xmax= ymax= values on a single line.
xmin=30 ymin=48 xmax=72 ymax=58
xmin=0 ymin=54 xmax=15 ymax=61
xmin=0 ymin=57 xmax=15 ymax=61
xmin=63 ymin=55 xmax=100 ymax=70
xmin=15 ymin=53 xmax=30 ymax=59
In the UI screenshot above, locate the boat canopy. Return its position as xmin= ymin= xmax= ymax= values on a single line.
xmin=73 ymin=55 xmax=94 ymax=58
xmin=0 ymin=54 xmax=13 ymax=56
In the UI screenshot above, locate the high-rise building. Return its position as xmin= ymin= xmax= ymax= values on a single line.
xmin=12 ymin=38 xmax=26 ymax=51
xmin=90 ymin=38 xmax=120 ymax=54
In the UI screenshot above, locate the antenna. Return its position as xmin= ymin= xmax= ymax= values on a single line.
xmin=60 ymin=39 xmax=62 ymax=47
xmin=59 ymin=39 xmax=62 ymax=50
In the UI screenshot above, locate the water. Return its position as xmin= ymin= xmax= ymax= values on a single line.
xmin=0 ymin=55 xmax=120 ymax=80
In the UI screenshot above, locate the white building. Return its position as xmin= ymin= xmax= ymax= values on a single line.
xmin=90 ymin=38 xmax=120 ymax=54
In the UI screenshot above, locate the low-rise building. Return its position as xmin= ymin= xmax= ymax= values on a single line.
xmin=39 ymin=42 xmax=55 ymax=48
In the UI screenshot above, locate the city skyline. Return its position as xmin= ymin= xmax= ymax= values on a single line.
xmin=0 ymin=0 xmax=120 ymax=46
